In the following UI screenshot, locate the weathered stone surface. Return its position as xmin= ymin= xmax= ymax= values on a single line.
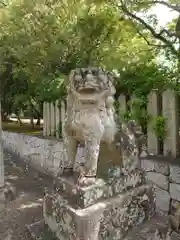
xmin=171 ymin=199 xmax=180 ymax=215
xmin=155 ymin=187 xmax=170 ymax=213
xmin=155 ymin=162 xmax=170 ymax=176
xmin=99 ymin=185 xmax=155 ymax=239
xmin=44 ymin=193 xmax=104 ymax=240
xmin=54 ymin=175 xmax=110 ymax=208
xmin=125 ymin=213 xmax=169 ymax=240
xmin=54 ymin=170 xmax=145 ymax=208
xmin=146 ymin=172 xmax=169 ymax=191
xmin=2 ymin=131 xmax=85 ymax=176
xmin=25 ymin=221 xmax=45 ymax=240
xmin=170 ymin=184 xmax=180 ymax=201
xmin=44 ymin=185 xmax=155 ymax=240
xmin=141 ymin=159 xmax=155 ymax=172
xmin=170 ymin=165 xmax=180 ymax=184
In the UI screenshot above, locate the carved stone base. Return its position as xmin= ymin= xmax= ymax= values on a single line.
xmin=43 ymin=193 xmax=104 ymax=240
xmin=53 ymin=169 xmax=145 ymax=209
xmin=43 ymin=179 xmax=155 ymax=240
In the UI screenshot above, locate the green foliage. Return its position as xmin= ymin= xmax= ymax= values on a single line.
xmin=130 ymin=97 xmax=149 ymax=133
xmin=0 ymin=0 xmax=179 ymax=125
xmin=56 ymin=120 xmax=62 ymax=139
xmin=151 ymin=116 xmax=166 ymax=141
xmin=117 ymin=96 xmax=150 ymax=134
xmin=123 ymin=111 xmax=132 ymax=122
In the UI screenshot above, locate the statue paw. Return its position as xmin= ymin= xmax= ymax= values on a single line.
xmin=75 ymin=166 xmax=96 ymax=186
xmin=77 ymin=176 xmax=96 ymax=187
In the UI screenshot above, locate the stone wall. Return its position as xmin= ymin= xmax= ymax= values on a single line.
xmin=2 ymin=131 xmax=84 ymax=176
xmin=141 ymin=158 xmax=180 ymax=220
xmin=3 ymin=131 xmax=180 ymax=222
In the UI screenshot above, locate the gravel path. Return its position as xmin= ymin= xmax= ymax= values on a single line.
xmin=0 ymin=151 xmax=53 ymax=240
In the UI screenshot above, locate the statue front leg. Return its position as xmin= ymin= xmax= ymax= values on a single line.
xmin=84 ymin=138 xmax=100 ymax=177
xmin=64 ymin=135 xmax=78 ymax=173
xmin=77 ymin=138 xmax=100 ymax=186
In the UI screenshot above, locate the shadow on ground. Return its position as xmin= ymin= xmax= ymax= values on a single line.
xmin=0 ymin=151 xmax=53 ymax=240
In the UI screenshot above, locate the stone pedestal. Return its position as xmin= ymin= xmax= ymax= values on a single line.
xmin=43 ymin=169 xmax=155 ymax=240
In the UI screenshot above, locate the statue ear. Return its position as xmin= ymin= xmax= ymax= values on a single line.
xmin=69 ymin=70 xmax=75 ymax=84
xmin=68 ymin=70 xmax=76 ymax=92
xmin=109 ymin=82 xmax=116 ymax=95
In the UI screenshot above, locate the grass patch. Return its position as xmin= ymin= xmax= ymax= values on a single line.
xmin=2 ymin=121 xmax=42 ymax=135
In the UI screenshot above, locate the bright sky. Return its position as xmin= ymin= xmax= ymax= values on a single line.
xmin=152 ymin=4 xmax=178 ymax=26
xmin=149 ymin=4 xmax=178 ymax=66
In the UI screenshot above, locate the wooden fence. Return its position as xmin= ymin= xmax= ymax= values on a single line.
xmin=43 ymin=90 xmax=180 ymax=158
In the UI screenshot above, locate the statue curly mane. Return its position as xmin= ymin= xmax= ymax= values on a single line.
xmin=66 ymin=67 xmax=116 ymax=143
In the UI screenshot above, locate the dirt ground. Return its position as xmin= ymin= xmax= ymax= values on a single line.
xmin=0 ymin=151 xmax=53 ymax=240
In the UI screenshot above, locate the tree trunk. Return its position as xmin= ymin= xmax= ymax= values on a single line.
xmin=2 ymin=113 xmax=8 ymax=122
xmin=30 ymin=117 xmax=34 ymax=129
xmin=36 ymin=117 xmax=41 ymax=125
xmin=17 ymin=115 xmax=23 ymax=125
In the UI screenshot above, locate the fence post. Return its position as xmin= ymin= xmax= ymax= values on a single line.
xmin=118 ymin=94 xmax=127 ymax=116
xmin=50 ymin=102 xmax=56 ymax=136
xmin=43 ymin=102 xmax=47 ymax=136
xmin=55 ymin=100 xmax=61 ymax=139
xmin=162 ymin=90 xmax=179 ymax=157
xmin=47 ymin=102 xmax=51 ymax=136
xmin=61 ymin=101 xmax=66 ymax=139
xmin=147 ymin=91 xmax=160 ymax=155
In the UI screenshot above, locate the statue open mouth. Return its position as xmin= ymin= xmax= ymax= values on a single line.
xmin=78 ymin=87 xmax=99 ymax=94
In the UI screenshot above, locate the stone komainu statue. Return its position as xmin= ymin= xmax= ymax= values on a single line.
xmin=63 ymin=67 xmax=116 ymax=180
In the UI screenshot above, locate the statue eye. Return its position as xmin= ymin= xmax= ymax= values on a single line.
xmin=92 ymin=70 xmax=96 ymax=75
xmin=84 ymin=70 xmax=88 ymax=75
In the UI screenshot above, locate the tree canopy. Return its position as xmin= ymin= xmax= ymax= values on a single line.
xmin=0 ymin=0 xmax=179 ymax=121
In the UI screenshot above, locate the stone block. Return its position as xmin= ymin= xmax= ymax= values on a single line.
xmin=54 ymin=170 xmax=145 ymax=208
xmin=154 ymin=162 xmax=169 ymax=176
xmin=141 ymin=159 xmax=155 ymax=172
xmin=155 ymin=187 xmax=170 ymax=213
xmin=170 ymin=165 xmax=180 ymax=184
xmin=170 ymin=184 xmax=180 ymax=201
xmin=146 ymin=172 xmax=169 ymax=191
xmin=43 ymin=185 xmax=155 ymax=240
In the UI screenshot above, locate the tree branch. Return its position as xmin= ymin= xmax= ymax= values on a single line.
xmin=145 ymin=1 xmax=180 ymax=13
xmin=135 ymin=26 xmax=170 ymax=48
xmin=120 ymin=1 xmax=178 ymax=55
xmin=159 ymin=28 xmax=177 ymax=39
xmin=0 ymin=1 xmax=7 ymax=6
